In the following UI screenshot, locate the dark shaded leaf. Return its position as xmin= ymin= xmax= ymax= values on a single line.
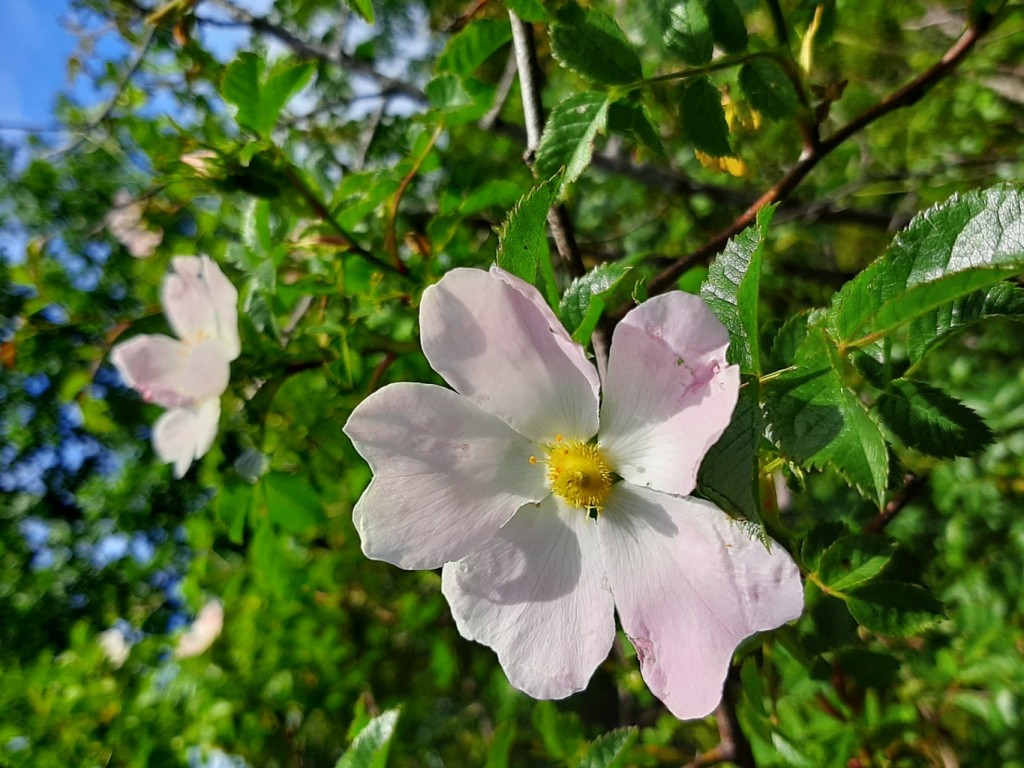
xmin=876 ymin=379 xmax=993 ymax=457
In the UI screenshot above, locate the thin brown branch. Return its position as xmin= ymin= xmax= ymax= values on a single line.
xmin=44 ymin=24 xmax=156 ymax=159
xmin=281 ymin=163 xmax=407 ymax=276
xmin=200 ymin=0 xmax=427 ymax=103
xmin=863 ymin=473 xmax=926 ymax=534
xmin=648 ymin=10 xmax=996 ymax=296
xmin=385 ymin=122 xmax=445 ymax=269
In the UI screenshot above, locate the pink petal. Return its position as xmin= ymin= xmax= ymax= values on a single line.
xmin=441 ymin=497 xmax=615 ymax=699
xmin=111 ymin=335 xmax=230 ymax=408
xmin=162 ymin=256 xmax=240 ymax=359
xmin=420 ymin=267 xmax=600 ymax=442
xmin=598 ymin=485 xmax=803 ymax=720
xmin=599 ymin=292 xmax=739 ymax=496
xmin=343 ymin=382 xmax=548 ymax=570
xmin=152 ymin=399 xmax=221 ymax=478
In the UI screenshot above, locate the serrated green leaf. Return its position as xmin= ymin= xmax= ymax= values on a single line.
xmin=907 ymin=282 xmax=1024 ymax=361
xmin=607 ymin=101 xmax=664 ymax=156
xmin=550 ymin=3 xmax=642 ymax=85
xmin=577 ymin=728 xmax=637 ymax=768
xmin=764 ymin=330 xmax=889 ymax=506
xmin=800 ymin=521 xmax=848 ymax=571
xmin=262 ymin=472 xmax=321 ymax=534
xmin=559 ymin=263 xmax=631 ymax=344
xmin=437 ymin=18 xmax=511 ymax=76
xmin=703 ymin=0 xmax=747 ymax=53
xmin=535 ymin=92 xmax=610 ymax=187
xmin=680 ymin=76 xmax=732 ymax=157
xmin=830 ymin=185 xmax=1024 ymax=346
xmin=738 ymin=59 xmax=798 ymax=121
xmin=496 ymin=175 xmax=561 ymax=289
xmin=343 ymin=0 xmax=373 ymax=22
xmin=818 ymin=533 xmax=896 ymax=593
xmin=221 ymin=53 xmax=263 ymax=134
xmin=701 ymin=205 xmax=774 ymax=375
xmin=221 ymin=54 xmax=314 ymax=137
xmin=845 ymin=581 xmax=945 ymax=637
xmin=876 ymin=379 xmax=993 ymax=457
xmin=663 ymin=0 xmax=713 ymax=65
xmin=335 ymin=709 xmax=401 ymax=768
xmin=260 ymin=60 xmax=315 ymax=135
xmin=698 ymin=383 xmax=762 ymax=521
xmin=425 ymin=74 xmax=474 ymax=111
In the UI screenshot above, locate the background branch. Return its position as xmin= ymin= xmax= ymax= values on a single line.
xmin=647 ymin=10 xmax=996 ymax=296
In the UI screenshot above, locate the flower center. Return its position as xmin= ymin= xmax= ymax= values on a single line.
xmin=537 ymin=436 xmax=614 ymax=514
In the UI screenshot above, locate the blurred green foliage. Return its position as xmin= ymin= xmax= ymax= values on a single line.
xmin=2 ymin=0 xmax=1024 ymax=766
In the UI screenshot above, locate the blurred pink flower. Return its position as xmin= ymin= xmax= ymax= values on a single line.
xmin=111 ymin=256 xmax=239 ymax=477
xmin=175 ymin=600 xmax=225 ymax=658
xmin=344 ymin=267 xmax=803 ymax=720
xmin=105 ymin=190 xmax=163 ymax=259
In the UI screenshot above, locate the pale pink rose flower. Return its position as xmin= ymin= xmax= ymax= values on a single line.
xmin=175 ymin=600 xmax=225 ymax=658
xmin=111 ymin=256 xmax=240 ymax=477
xmin=105 ymin=190 xmax=163 ymax=259
xmin=344 ymin=267 xmax=804 ymax=720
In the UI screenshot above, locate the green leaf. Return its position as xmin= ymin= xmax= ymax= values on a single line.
xmin=532 ymin=702 xmax=584 ymax=761
xmin=764 ymin=330 xmax=889 ymax=506
xmin=550 ymin=4 xmax=642 ymax=85
xmin=425 ymin=74 xmax=497 ymax=125
xmin=836 ymin=648 xmax=900 ymax=689
xmin=261 ymin=472 xmax=321 ymax=534
xmin=344 ymin=0 xmax=374 ymax=22
xmin=559 ymin=263 xmax=631 ymax=345
xmin=496 ymin=175 xmax=561 ymax=291
xmin=576 ymin=728 xmax=637 ymax=768
xmin=680 ymin=76 xmax=732 ymax=157
xmin=845 ymin=581 xmax=945 ymax=637
xmin=335 ymin=709 xmax=401 ymax=768
xmin=698 ymin=383 xmax=762 ymax=521
xmin=701 ymin=205 xmax=775 ymax=375
xmin=662 ymin=0 xmax=713 ymax=65
xmin=484 ymin=720 xmax=516 ymax=768
xmin=221 ymin=54 xmax=315 ymax=137
xmin=830 ymin=185 xmax=1024 ymax=346
xmin=907 ymin=282 xmax=1024 ymax=362
xmin=222 ymin=53 xmax=263 ymax=134
xmin=260 ymin=61 xmax=316 ymax=134
xmin=876 ymin=379 xmax=993 ymax=457
xmin=817 ymin=533 xmax=896 ymax=593
xmin=738 ymin=59 xmax=798 ymax=121
xmin=502 ymin=0 xmax=550 ymax=22
xmin=535 ymin=92 xmax=610 ymax=187
xmin=215 ymin=483 xmax=253 ymax=544
xmin=607 ymin=100 xmax=664 ymax=156
xmin=437 ymin=19 xmax=512 ymax=76
xmin=703 ymin=0 xmax=748 ymax=54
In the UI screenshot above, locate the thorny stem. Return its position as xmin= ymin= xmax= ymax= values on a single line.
xmin=646 ymin=10 xmax=997 ymax=297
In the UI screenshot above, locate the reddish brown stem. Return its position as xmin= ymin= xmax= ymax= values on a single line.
xmin=648 ymin=12 xmax=995 ymax=296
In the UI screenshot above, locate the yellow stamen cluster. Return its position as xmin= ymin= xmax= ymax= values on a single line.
xmin=535 ymin=436 xmax=614 ymax=513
